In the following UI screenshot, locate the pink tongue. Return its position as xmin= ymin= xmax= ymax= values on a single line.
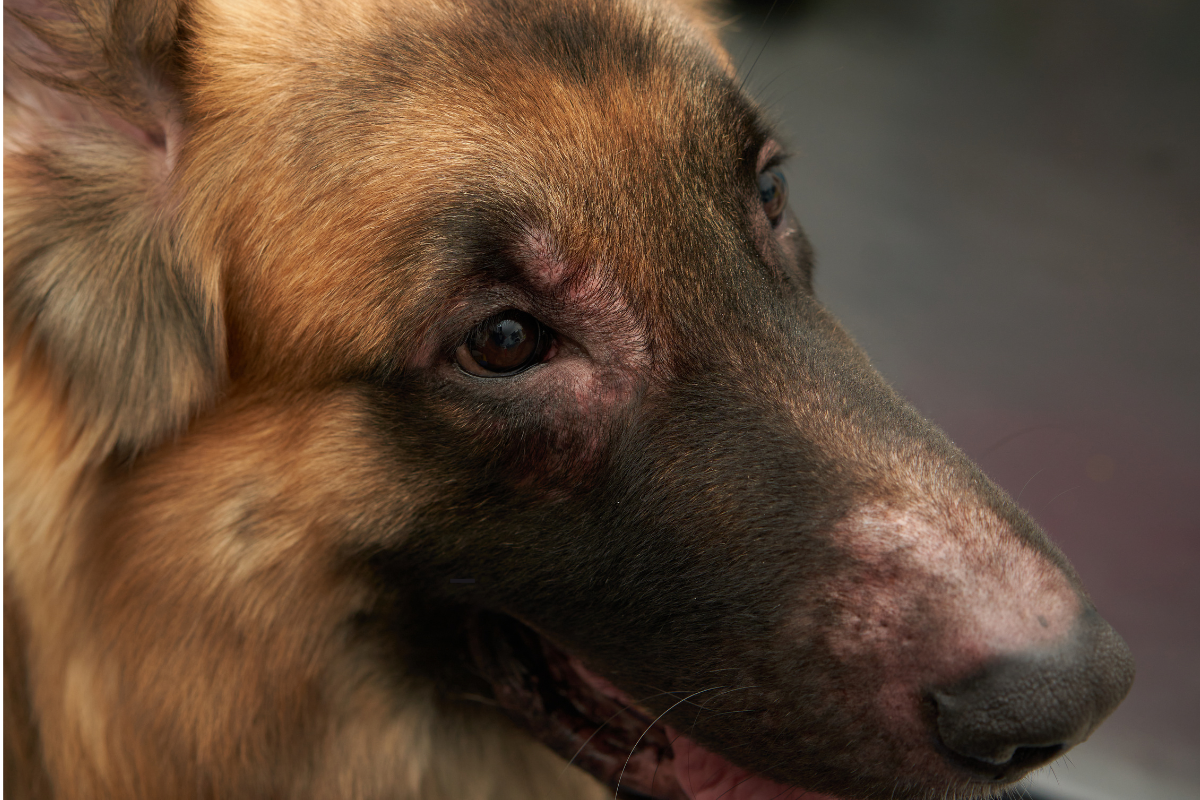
xmin=668 ymin=731 xmax=840 ymax=800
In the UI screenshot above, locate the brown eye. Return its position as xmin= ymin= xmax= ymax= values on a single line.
xmin=456 ymin=310 xmax=547 ymax=377
xmin=758 ymin=167 xmax=788 ymax=225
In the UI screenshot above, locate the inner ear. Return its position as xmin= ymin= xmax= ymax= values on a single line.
xmin=4 ymin=0 xmax=225 ymax=457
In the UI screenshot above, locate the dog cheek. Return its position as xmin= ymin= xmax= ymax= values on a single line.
xmin=518 ymin=367 xmax=641 ymax=484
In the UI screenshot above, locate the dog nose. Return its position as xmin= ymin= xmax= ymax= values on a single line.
xmin=930 ymin=608 xmax=1135 ymax=780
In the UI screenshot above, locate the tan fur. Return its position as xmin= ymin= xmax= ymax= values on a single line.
xmin=5 ymin=0 xmax=700 ymax=796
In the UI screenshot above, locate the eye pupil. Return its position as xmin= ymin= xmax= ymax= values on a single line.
xmin=458 ymin=310 xmax=546 ymax=376
xmin=488 ymin=318 xmax=526 ymax=351
xmin=759 ymin=176 xmax=776 ymax=204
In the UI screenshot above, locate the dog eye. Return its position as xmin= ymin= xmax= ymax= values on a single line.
xmin=456 ymin=310 xmax=548 ymax=377
xmin=758 ymin=167 xmax=788 ymax=224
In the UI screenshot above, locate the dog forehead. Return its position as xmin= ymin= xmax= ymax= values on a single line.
xmin=365 ymin=1 xmax=766 ymax=304
xmin=185 ymin=0 xmax=765 ymax=376
xmin=195 ymin=0 xmax=748 ymax=177
xmin=338 ymin=0 xmax=754 ymax=199
xmin=196 ymin=0 xmax=732 ymax=85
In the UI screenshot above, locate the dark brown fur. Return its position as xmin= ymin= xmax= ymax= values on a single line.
xmin=5 ymin=2 xmax=1132 ymax=799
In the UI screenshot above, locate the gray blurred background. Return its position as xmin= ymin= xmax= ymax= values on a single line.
xmin=719 ymin=1 xmax=1199 ymax=798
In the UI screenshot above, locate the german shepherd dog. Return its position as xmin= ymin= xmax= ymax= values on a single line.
xmin=4 ymin=1 xmax=1135 ymax=798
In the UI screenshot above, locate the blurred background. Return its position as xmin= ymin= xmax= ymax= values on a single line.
xmin=719 ymin=1 xmax=1199 ymax=799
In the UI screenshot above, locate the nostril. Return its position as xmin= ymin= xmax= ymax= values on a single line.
xmin=1009 ymin=744 xmax=1065 ymax=770
xmin=931 ymin=685 xmax=1070 ymax=778
xmin=929 ymin=608 xmax=1135 ymax=782
xmin=930 ymin=688 xmax=1073 ymax=779
xmin=935 ymin=740 xmax=1066 ymax=781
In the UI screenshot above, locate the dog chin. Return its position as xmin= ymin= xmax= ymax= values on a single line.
xmin=468 ymin=613 xmax=841 ymax=800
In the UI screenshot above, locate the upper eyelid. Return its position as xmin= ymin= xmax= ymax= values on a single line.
xmin=760 ymin=151 xmax=790 ymax=176
xmin=755 ymin=139 xmax=790 ymax=172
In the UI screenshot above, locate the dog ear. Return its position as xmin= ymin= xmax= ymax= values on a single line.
xmin=4 ymin=0 xmax=225 ymax=458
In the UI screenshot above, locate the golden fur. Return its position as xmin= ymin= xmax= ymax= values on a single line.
xmin=5 ymin=0 xmax=734 ymax=795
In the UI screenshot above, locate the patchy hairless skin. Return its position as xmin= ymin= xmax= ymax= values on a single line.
xmin=513 ymin=228 xmax=652 ymax=417
xmin=4 ymin=1 xmax=1133 ymax=799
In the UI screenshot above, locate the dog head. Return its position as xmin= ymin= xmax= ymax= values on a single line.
xmin=5 ymin=1 xmax=1133 ymax=799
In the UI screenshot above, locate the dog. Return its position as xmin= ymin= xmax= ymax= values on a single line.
xmin=4 ymin=1 xmax=1136 ymax=798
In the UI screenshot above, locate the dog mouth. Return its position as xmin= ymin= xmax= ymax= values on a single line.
xmin=467 ymin=613 xmax=841 ymax=800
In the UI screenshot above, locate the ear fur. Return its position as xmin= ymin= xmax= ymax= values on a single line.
xmin=4 ymin=0 xmax=224 ymax=458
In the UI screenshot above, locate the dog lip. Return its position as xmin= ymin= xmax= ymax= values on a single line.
xmin=664 ymin=731 xmax=844 ymax=800
xmin=561 ymin=654 xmax=847 ymax=800
xmin=469 ymin=613 xmax=850 ymax=800
xmin=468 ymin=613 xmax=683 ymax=794
xmin=465 ymin=609 xmax=844 ymax=796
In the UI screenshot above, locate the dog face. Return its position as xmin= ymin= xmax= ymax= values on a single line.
xmin=5 ymin=1 xmax=1134 ymax=799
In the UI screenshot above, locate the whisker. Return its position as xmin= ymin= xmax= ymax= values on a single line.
xmin=1016 ymin=467 xmax=1046 ymax=504
xmin=1047 ymin=486 xmax=1077 ymax=506
xmin=614 ymin=686 xmax=728 ymax=800
xmin=739 ymin=0 xmax=782 ymax=93
xmin=980 ymin=424 xmax=1067 ymax=457
xmin=559 ymin=688 xmax=687 ymax=775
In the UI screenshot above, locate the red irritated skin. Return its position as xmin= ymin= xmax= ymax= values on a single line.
xmin=3 ymin=1 xmax=1133 ymax=799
